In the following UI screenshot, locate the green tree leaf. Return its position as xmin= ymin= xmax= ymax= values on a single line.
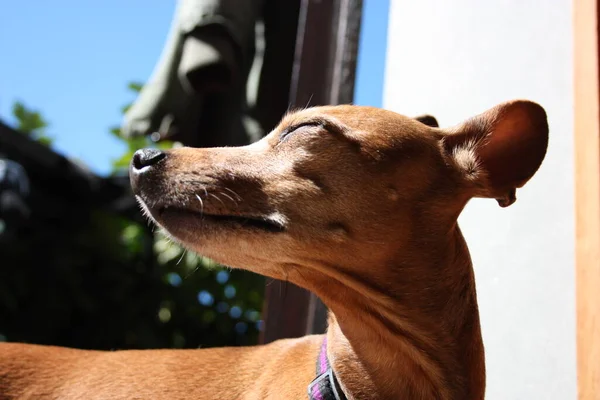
xmin=11 ymin=101 xmax=53 ymax=146
xmin=127 ymin=82 xmax=144 ymax=93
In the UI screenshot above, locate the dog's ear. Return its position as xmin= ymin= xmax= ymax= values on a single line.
xmin=442 ymin=100 xmax=548 ymax=207
xmin=414 ymin=114 xmax=439 ymax=128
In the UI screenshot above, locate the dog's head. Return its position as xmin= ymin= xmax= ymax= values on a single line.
xmin=130 ymin=101 xmax=548 ymax=284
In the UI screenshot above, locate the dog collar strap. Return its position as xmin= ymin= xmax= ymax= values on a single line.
xmin=307 ymin=337 xmax=347 ymax=400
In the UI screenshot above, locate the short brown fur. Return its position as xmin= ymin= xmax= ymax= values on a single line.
xmin=0 ymin=101 xmax=548 ymax=399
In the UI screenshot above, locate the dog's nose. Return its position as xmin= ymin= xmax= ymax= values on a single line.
xmin=130 ymin=149 xmax=166 ymax=195
xmin=131 ymin=148 xmax=166 ymax=171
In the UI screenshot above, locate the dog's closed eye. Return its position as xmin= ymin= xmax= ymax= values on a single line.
xmin=279 ymin=122 xmax=323 ymax=143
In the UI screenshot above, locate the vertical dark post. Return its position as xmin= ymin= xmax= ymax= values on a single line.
xmin=260 ymin=0 xmax=363 ymax=344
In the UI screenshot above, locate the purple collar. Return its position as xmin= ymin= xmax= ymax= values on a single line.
xmin=307 ymin=337 xmax=347 ymax=400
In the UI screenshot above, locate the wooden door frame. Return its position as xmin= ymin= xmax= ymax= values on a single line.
xmin=574 ymin=0 xmax=600 ymax=398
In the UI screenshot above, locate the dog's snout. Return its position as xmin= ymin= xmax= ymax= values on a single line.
xmin=132 ymin=149 xmax=166 ymax=171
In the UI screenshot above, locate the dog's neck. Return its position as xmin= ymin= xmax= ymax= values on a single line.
xmin=296 ymin=226 xmax=485 ymax=400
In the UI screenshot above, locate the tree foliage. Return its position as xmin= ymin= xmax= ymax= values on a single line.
xmin=11 ymin=102 xmax=53 ymax=146
xmin=0 ymin=84 xmax=264 ymax=350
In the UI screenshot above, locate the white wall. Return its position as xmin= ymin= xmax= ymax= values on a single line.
xmin=383 ymin=1 xmax=575 ymax=398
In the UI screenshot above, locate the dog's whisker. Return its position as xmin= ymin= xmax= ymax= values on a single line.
xmin=195 ymin=194 xmax=204 ymax=214
xmin=208 ymin=193 xmax=226 ymax=207
xmin=223 ymin=187 xmax=243 ymax=201
xmin=304 ymin=93 xmax=314 ymax=109
xmin=176 ymin=249 xmax=187 ymax=266
xmin=218 ymin=191 xmax=238 ymax=206
xmin=183 ymin=262 xmax=201 ymax=280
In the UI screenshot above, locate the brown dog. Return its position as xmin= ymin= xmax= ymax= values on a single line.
xmin=0 ymin=100 xmax=548 ymax=399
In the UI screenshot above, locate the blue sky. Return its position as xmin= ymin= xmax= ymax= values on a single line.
xmin=0 ymin=1 xmax=389 ymax=175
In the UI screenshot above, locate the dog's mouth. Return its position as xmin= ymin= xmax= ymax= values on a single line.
xmin=154 ymin=206 xmax=286 ymax=233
